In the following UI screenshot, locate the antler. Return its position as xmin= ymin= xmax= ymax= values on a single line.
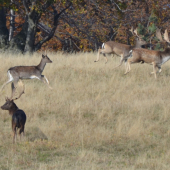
xmin=164 ymin=29 xmax=170 ymax=43
xmin=10 ymin=80 xmax=25 ymax=101
xmin=134 ymin=28 xmax=144 ymax=40
xmin=156 ymin=28 xmax=170 ymax=44
xmin=129 ymin=26 xmax=147 ymax=48
xmin=129 ymin=26 xmax=144 ymax=40
xmin=5 ymin=96 xmax=10 ymax=101
xmin=156 ymin=28 xmax=163 ymax=42
xmin=129 ymin=26 xmax=134 ymax=35
xmin=133 ymin=28 xmax=138 ymax=37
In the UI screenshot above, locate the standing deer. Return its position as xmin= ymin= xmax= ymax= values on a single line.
xmin=94 ymin=27 xmax=147 ymax=68
xmin=1 ymin=81 xmax=26 ymax=143
xmin=1 ymin=53 xmax=52 ymax=95
xmin=124 ymin=29 xmax=170 ymax=79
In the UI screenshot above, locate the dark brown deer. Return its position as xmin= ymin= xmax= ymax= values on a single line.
xmin=1 ymin=53 xmax=52 ymax=96
xmin=1 ymin=81 xmax=26 ymax=143
xmin=94 ymin=27 xmax=147 ymax=69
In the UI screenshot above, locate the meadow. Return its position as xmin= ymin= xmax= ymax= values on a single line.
xmin=0 ymin=52 xmax=170 ymax=169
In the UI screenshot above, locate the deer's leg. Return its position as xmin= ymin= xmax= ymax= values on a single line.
xmin=128 ymin=61 xmax=131 ymax=72
xmin=31 ymin=75 xmax=52 ymax=89
xmin=152 ymin=63 xmax=157 ymax=79
xmin=113 ymin=59 xmax=123 ymax=69
xmin=124 ymin=61 xmax=130 ymax=74
xmin=151 ymin=66 xmax=161 ymax=74
xmin=103 ymin=54 xmax=108 ymax=64
xmin=113 ymin=53 xmax=125 ymax=69
xmin=94 ymin=49 xmax=102 ymax=62
xmin=124 ymin=59 xmax=132 ymax=75
xmin=1 ymin=80 xmax=13 ymax=91
xmin=41 ymin=75 xmax=52 ymax=89
xmin=10 ymin=79 xmax=20 ymax=100
xmin=10 ymin=82 xmax=17 ymax=99
xmin=1 ymin=71 xmax=14 ymax=91
xmin=150 ymin=63 xmax=160 ymax=75
xmin=19 ymin=126 xmax=24 ymax=141
xmin=158 ymin=66 xmax=162 ymax=73
xmin=13 ymin=127 xmax=17 ymax=144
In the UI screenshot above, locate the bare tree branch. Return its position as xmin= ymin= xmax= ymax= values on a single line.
xmin=34 ymin=2 xmax=72 ymax=51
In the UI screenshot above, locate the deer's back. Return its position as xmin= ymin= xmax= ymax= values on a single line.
xmin=12 ymin=109 xmax=26 ymax=128
xmin=105 ymin=41 xmax=131 ymax=55
xmin=132 ymin=48 xmax=161 ymax=63
xmin=9 ymin=66 xmax=40 ymax=78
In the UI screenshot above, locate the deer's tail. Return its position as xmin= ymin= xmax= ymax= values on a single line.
xmin=123 ymin=50 xmax=133 ymax=63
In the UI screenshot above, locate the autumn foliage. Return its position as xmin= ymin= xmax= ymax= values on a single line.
xmin=1 ymin=0 xmax=170 ymax=52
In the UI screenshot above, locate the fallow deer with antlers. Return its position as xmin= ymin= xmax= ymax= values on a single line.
xmin=94 ymin=27 xmax=148 ymax=68
xmin=124 ymin=29 xmax=170 ymax=79
xmin=1 ymin=53 xmax=52 ymax=95
xmin=1 ymin=80 xmax=26 ymax=143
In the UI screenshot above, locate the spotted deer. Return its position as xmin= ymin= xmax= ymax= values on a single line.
xmin=1 ymin=53 xmax=52 ymax=95
xmin=94 ymin=27 xmax=147 ymax=69
xmin=124 ymin=29 xmax=170 ymax=79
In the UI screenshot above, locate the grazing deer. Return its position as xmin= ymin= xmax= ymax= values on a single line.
xmin=124 ymin=29 xmax=170 ymax=79
xmin=94 ymin=27 xmax=147 ymax=68
xmin=1 ymin=53 xmax=52 ymax=94
xmin=1 ymin=81 xmax=26 ymax=143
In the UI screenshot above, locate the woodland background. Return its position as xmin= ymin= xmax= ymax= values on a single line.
xmin=0 ymin=0 xmax=170 ymax=54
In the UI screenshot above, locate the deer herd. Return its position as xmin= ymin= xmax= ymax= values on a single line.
xmin=95 ymin=27 xmax=170 ymax=79
xmin=1 ymin=28 xmax=170 ymax=143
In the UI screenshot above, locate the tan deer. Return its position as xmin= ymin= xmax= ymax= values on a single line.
xmin=1 ymin=53 xmax=52 ymax=94
xmin=94 ymin=27 xmax=147 ymax=68
xmin=124 ymin=29 xmax=170 ymax=79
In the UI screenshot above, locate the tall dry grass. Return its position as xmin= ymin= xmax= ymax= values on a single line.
xmin=0 ymin=52 xmax=170 ymax=169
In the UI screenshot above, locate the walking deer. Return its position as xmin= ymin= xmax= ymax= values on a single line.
xmin=124 ymin=29 xmax=170 ymax=79
xmin=1 ymin=53 xmax=52 ymax=94
xmin=1 ymin=81 xmax=26 ymax=143
xmin=94 ymin=27 xmax=147 ymax=69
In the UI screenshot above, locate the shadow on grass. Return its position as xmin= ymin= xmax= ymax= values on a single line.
xmin=26 ymin=127 xmax=48 ymax=141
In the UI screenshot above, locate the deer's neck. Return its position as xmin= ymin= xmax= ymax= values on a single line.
xmin=9 ymin=105 xmax=18 ymax=116
xmin=37 ymin=59 xmax=46 ymax=72
xmin=160 ymin=49 xmax=170 ymax=65
xmin=160 ymin=55 xmax=170 ymax=65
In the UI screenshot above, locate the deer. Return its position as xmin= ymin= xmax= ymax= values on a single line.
xmin=94 ymin=27 xmax=148 ymax=69
xmin=124 ymin=29 xmax=170 ymax=79
xmin=1 ymin=80 xmax=26 ymax=143
xmin=1 ymin=53 xmax=52 ymax=95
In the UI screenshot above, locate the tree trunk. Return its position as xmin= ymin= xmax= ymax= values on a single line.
xmin=9 ymin=6 xmax=15 ymax=41
xmin=7 ymin=17 xmax=28 ymax=53
xmin=0 ymin=7 xmax=9 ymax=49
xmin=24 ymin=15 xmax=37 ymax=54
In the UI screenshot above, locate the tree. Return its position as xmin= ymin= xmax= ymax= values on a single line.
xmin=0 ymin=0 xmax=72 ymax=54
xmin=0 ymin=0 xmax=170 ymax=53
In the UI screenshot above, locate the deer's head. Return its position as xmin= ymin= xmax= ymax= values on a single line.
xmin=42 ymin=54 xmax=52 ymax=63
xmin=129 ymin=27 xmax=147 ymax=48
xmin=1 ymin=98 xmax=16 ymax=111
xmin=42 ymin=51 xmax=52 ymax=63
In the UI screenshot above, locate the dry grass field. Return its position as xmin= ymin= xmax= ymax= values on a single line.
xmin=0 ymin=51 xmax=170 ymax=169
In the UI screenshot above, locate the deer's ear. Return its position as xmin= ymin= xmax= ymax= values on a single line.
xmin=42 ymin=54 xmax=45 ymax=58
